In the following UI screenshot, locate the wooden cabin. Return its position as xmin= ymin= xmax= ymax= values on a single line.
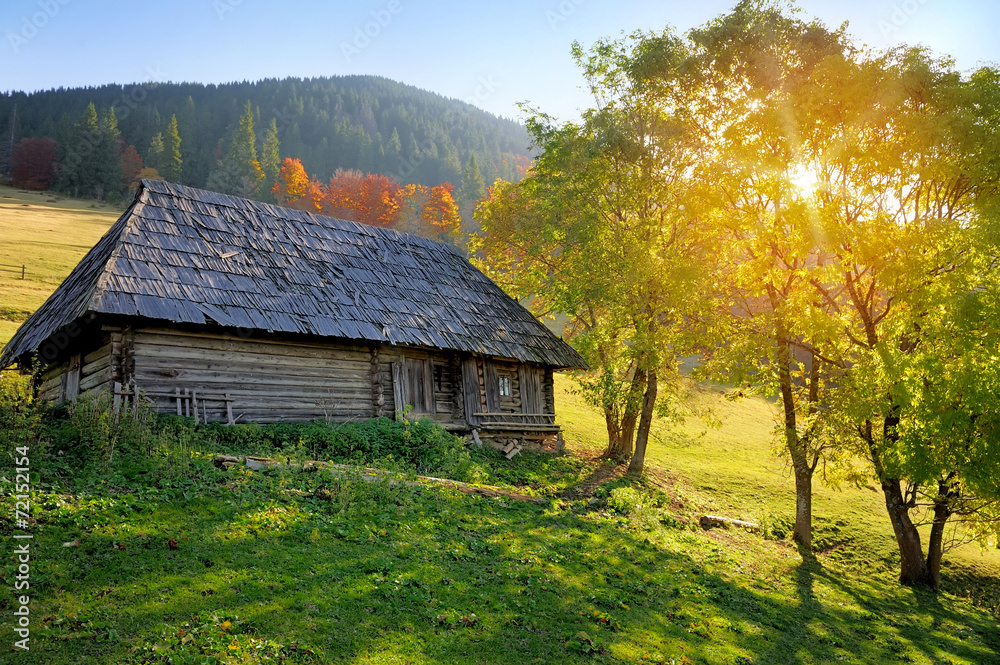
xmin=0 ymin=180 xmax=586 ymax=442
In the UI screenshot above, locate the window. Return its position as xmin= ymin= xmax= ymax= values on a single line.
xmin=498 ymin=375 xmax=511 ymax=397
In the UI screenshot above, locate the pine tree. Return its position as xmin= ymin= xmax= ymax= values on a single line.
xmin=93 ymin=107 xmax=124 ymax=201
xmin=147 ymin=132 xmax=164 ymax=172
xmin=260 ymin=118 xmax=281 ymax=202
xmin=207 ymin=101 xmax=262 ymax=196
xmin=162 ymin=115 xmax=182 ymax=182
xmin=457 ymin=152 xmax=485 ymax=231
xmin=57 ymin=102 xmax=101 ymax=197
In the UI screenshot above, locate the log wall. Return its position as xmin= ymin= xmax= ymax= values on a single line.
xmin=131 ymin=328 xmax=374 ymax=424
xmin=32 ymin=324 xmax=561 ymax=430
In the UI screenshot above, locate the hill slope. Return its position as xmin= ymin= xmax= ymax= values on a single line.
xmin=0 ymin=76 xmax=529 ymax=189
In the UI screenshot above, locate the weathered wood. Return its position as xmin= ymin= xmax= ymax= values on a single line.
xmin=484 ymin=360 xmax=500 ymax=412
xmin=391 ymin=362 xmax=405 ymax=419
xmin=225 ymin=393 xmax=233 ymax=425
xmin=81 ymin=352 xmax=111 ymax=378
xmin=461 ymin=357 xmax=481 ymax=427
xmin=520 ymin=363 xmax=544 ymax=415
xmin=64 ymin=353 xmax=81 ymax=402
xmin=83 ymin=342 xmax=112 ymax=366
xmin=699 ymin=515 xmax=761 ymax=533
xmin=78 ymin=366 xmax=112 ymax=393
xmin=175 ymin=387 xmax=182 ymax=416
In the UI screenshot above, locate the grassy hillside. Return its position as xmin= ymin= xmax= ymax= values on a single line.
xmin=0 ymin=185 xmax=120 ymax=347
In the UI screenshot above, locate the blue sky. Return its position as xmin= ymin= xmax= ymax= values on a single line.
xmin=1 ymin=0 xmax=998 ymax=121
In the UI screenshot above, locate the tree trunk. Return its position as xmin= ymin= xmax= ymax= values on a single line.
xmin=791 ymin=454 xmax=813 ymax=549
xmin=603 ymin=368 xmax=646 ymax=462
xmin=926 ymin=479 xmax=955 ymax=591
xmin=880 ymin=477 xmax=932 ymax=587
xmin=626 ymin=370 xmax=657 ymax=479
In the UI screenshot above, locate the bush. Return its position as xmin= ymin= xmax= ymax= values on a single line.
xmin=0 ymin=372 xmax=40 ymax=462
xmin=607 ymin=486 xmax=644 ymax=515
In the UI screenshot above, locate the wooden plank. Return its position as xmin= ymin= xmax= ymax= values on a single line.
xmin=82 ymin=353 xmax=112 ymax=379
xmin=64 ymin=353 xmax=81 ymax=402
xmin=422 ymin=359 xmax=434 ymax=413
xmin=134 ymin=330 xmax=370 ymax=360
xmin=79 ymin=366 xmax=112 ymax=393
xmin=392 ymin=362 xmax=405 ymax=419
xmin=520 ymin=363 xmax=543 ymax=415
xmin=483 ymin=360 xmax=500 ymax=412
xmin=134 ymin=344 xmax=372 ymax=371
xmin=83 ymin=342 xmax=111 ymax=366
xmin=461 ymin=357 xmax=481 ymax=427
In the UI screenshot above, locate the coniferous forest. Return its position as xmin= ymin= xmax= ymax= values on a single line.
xmin=0 ymin=75 xmax=530 ymax=204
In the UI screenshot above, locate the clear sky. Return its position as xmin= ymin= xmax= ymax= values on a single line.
xmin=1 ymin=0 xmax=998 ymax=122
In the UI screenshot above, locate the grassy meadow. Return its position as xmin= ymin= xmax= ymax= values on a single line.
xmin=0 ymin=185 xmax=121 ymax=347
xmin=0 ymin=189 xmax=998 ymax=664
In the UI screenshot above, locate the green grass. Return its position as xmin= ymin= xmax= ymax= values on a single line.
xmin=0 ymin=185 xmax=120 ymax=347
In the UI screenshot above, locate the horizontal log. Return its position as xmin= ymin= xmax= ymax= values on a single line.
xmin=79 ymin=366 xmax=112 ymax=392
xmin=83 ymin=342 xmax=112 ymax=366
xmin=135 ymin=344 xmax=372 ymax=372
xmin=699 ymin=515 xmax=761 ymax=533
xmin=81 ymin=353 xmax=111 ymax=378
xmin=134 ymin=353 xmax=372 ymax=377
xmin=133 ymin=367 xmax=370 ymax=390
xmin=134 ymin=330 xmax=370 ymax=361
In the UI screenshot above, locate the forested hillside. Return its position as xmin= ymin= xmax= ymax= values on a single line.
xmin=0 ymin=76 xmax=529 ymax=196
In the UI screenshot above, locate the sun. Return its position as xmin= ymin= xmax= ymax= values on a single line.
xmin=788 ymin=164 xmax=820 ymax=197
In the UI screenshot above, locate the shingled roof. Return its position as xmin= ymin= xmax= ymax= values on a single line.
xmin=1 ymin=180 xmax=586 ymax=369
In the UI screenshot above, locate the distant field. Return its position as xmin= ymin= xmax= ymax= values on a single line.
xmin=0 ymin=185 xmax=120 ymax=347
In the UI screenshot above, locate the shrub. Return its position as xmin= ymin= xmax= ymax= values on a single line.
xmin=66 ymin=391 xmax=157 ymax=462
xmin=0 ymin=371 xmax=40 ymax=462
xmin=607 ymin=486 xmax=644 ymax=515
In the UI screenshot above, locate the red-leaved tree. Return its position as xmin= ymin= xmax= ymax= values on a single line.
xmin=11 ymin=137 xmax=57 ymax=190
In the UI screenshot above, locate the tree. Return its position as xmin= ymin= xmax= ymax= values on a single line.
xmin=805 ymin=50 xmax=1000 ymax=588
xmin=324 ymin=169 xmax=403 ymax=227
xmin=93 ymin=107 xmax=124 ymax=201
xmin=57 ymin=102 xmax=101 ymax=198
xmin=121 ymin=144 xmax=143 ymax=190
xmin=260 ymin=118 xmax=281 ymax=203
xmin=147 ymin=132 xmax=164 ymax=172
xmin=457 ymin=153 xmax=486 ymax=231
xmin=161 ymin=115 xmax=182 ymax=183
xmin=477 ymin=30 xmax=712 ymax=477
xmin=396 ymin=182 xmax=462 ymax=242
xmin=11 ymin=137 xmax=57 ymax=190
xmin=684 ymin=1 xmax=851 ymax=549
xmin=207 ymin=102 xmax=262 ymax=196
xmin=272 ymin=157 xmax=315 ymax=209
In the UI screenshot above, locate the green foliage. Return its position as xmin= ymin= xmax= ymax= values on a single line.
xmin=0 ymin=371 xmax=39 ymax=461
xmin=198 ymin=416 xmax=486 ymax=482
xmin=161 ymin=114 xmax=183 ymax=182
xmin=62 ymin=392 xmax=156 ymax=463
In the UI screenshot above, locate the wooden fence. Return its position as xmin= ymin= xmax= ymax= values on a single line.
xmin=0 ymin=264 xmax=29 ymax=279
